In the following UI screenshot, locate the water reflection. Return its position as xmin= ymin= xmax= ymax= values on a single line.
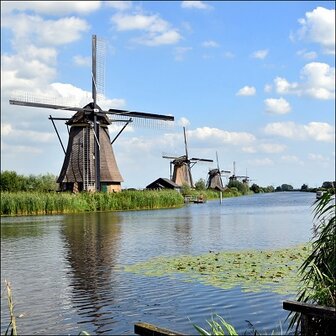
xmin=172 ymin=208 xmax=193 ymax=254
xmin=0 ymin=223 xmax=45 ymax=239
xmin=61 ymin=212 xmax=122 ymax=334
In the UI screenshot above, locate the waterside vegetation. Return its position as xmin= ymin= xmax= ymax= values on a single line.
xmin=0 ymin=190 xmax=185 ymax=216
xmin=288 ymin=192 xmax=336 ymax=333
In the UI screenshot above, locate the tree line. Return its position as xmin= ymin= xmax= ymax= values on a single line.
xmin=0 ymin=171 xmax=58 ymax=192
xmin=1 ymin=170 xmax=334 ymax=194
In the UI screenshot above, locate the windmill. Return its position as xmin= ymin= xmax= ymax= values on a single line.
xmin=206 ymin=152 xmax=231 ymax=191
xmin=229 ymin=161 xmax=250 ymax=184
xmin=162 ymin=127 xmax=213 ymax=188
xmin=9 ymin=35 xmax=174 ymax=193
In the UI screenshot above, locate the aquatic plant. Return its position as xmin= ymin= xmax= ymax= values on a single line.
xmin=288 ymin=191 xmax=336 ymax=333
xmin=124 ymin=245 xmax=310 ymax=295
xmin=194 ymin=316 xmax=285 ymax=336
xmin=193 ymin=314 xmax=238 ymax=335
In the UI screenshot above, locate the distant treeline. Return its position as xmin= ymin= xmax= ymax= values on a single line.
xmin=1 ymin=171 xmax=333 ymax=195
xmin=273 ymin=182 xmax=335 ymax=194
xmin=0 ymin=171 xmax=58 ymax=192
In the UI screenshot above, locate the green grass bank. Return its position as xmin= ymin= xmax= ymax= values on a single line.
xmin=0 ymin=190 xmax=186 ymax=216
xmin=0 ymin=187 xmax=250 ymax=217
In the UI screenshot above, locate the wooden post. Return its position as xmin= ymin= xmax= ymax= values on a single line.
xmin=283 ymin=300 xmax=336 ymax=336
xmin=134 ymin=322 xmax=186 ymax=336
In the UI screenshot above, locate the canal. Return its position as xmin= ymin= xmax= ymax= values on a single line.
xmin=1 ymin=191 xmax=316 ymax=335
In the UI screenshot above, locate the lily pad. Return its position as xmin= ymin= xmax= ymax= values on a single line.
xmin=123 ymin=244 xmax=310 ymax=295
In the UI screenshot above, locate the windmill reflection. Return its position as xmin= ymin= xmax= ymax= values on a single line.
xmin=61 ymin=212 xmax=122 ymax=333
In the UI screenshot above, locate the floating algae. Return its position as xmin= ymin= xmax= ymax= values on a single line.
xmin=124 ymin=245 xmax=310 ymax=294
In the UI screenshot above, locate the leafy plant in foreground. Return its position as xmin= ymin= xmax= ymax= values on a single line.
xmin=288 ymin=191 xmax=336 ymax=333
xmin=193 ymin=314 xmax=238 ymax=336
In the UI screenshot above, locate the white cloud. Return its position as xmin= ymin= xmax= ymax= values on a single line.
xmin=111 ymin=13 xmax=181 ymax=46
xmin=274 ymin=77 xmax=299 ymax=94
xmin=1 ymin=1 xmax=101 ymax=16
xmin=248 ymin=158 xmax=274 ymax=166
xmin=49 ymin=83 xmax=126 ymax=110
xmin=173 ymin=46 xmax=192 ymax=61
xmin=264 ymin=121 xmax=335 ymax=142
xmin=181 ymin=1 xmax=211 ymax=10
xmin=264 ymin=84 xmax=272 ymax=93
xmin=295 ymin=7 xmax=335 ymax=55
xmin=264 ymin=97 xmax=291 ymax=115
xmin=1 ymin=54 xmax=56 ymax=93
xmin=202 ymin=40 xmax=219 ymax=48
xmin=259 ymin=143 xmax=286 ymax=153
xmin=2 ymin=14 xmax=90 ymax=47
xmin=2 ymin=122 xmax=54 ymax=143
xmin=308 ymin=153 xmax=329 ymax=162
xmin=188 ymin=127 xmax=256 ymax=145
xmin=1 ymin=142 xmax=43 ymax=155
xmin=1 ymin=123 xmax=13 ymax=136
xmin=222 ymin=51 xmax=235 ymax=59
xmin=178 ymin=117 xmax=191 ymax=127
xmin=304 ymin=122 xmax=335 ymax=142
xmin=273 ymin=62 xmax=335 ymax=100
xmin=236 ymin=86 xmax=256 ymax=96
xmin=242 ymin=143 xmax=286 ymax=154
xmin=139 ymin=30 xmax=181 ymax=46
xmin=300 ymin=62 xmax=335 ymax=99
xmin=73 ymin=55 xmax=91 ymax=67
xmin=281 ymin=155 xmax=304 ymax=165
xmin=296 ymin=49 xmax=318 ymax=60
xmin=251 ymin=49 xmax=269 ymax=59
xmin=105 ymin=1 xmax=132 ymax=11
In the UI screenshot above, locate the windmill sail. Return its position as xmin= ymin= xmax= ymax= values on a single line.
xmin=9 ymin=34 xmax=174 ymax=192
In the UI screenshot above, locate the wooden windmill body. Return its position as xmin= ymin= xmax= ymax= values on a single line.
xmin=163 ymin=127 xmax=213 ymax=188
xmin=10 ymin=35 xmax=174 ymax=192
xmin=57 ymin=106 xmax=123 ymax=192
xmin=206 ymin=152 xmax=230 ymax=191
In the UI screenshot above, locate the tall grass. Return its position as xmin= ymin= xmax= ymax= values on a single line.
xmin=1 ymin=190 xmax=185 ymax=216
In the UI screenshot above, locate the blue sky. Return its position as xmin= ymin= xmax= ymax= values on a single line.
xmin=1 ymin=1 xmax=335 ymax=189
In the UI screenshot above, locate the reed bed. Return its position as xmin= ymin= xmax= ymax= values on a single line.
xmin=1 ymin=190 xmax=185 ymax=216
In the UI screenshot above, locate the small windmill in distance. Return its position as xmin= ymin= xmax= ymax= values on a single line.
xmin=206 ymin=152 xmax=231 ymax=191
xmin=229 ymin=161 xmax=250 ymax=184
xmin=162 ymin=127 xmax=213 ymax=188
xmin=9 ymin=35 xmax=174 ymax=193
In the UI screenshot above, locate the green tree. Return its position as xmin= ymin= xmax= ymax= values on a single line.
xmin=263 ymin=185 xmax=275 ymax=193
xmin=281 ymin=184 xmax=294 ymax=191
xmin=228 ymin=180 xmax=249 ymax=195
xmin=301 ymin=184 xmax=309 ymax=191
xmin=250 ymin=183 xmax=260 ymax=193
xmin=0 ymin=171 xmax=24 ymax=192
xmin=322 ymin=181 xmax=334 ymax=190
xmin=195 ymin=178 xmax=206 ymax=190
xmin=180 ymin=183 xmax=192 ymax=196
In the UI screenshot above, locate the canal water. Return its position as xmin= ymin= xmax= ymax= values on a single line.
xmin=1 ymin=192 xmax=316 ymax=335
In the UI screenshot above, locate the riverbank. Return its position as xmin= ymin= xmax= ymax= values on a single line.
xmin=0 ymin=190 xmax=186 ymax=216
xmin=0 ymin=188 xmax=251 ymax=217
